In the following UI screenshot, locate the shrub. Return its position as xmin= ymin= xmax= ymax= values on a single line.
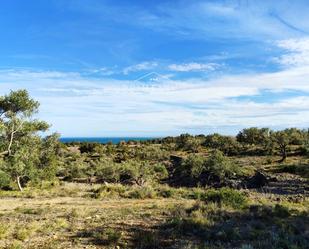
xmin=178 ymin=150 xmax=241 ymax=186
xmin=120 ymin=160 xmax=168 ymax=185
xmin=14 ymin=227 xmax=33 ymax=241
xmin=204 ymin=150 xmax=240 ymax=181
xmin=133 ymin=230 xmax=161 ymax=249
xmin=181 ymin=154 xmax=206 ymax=179
xmin=92 ymin=184 xmax=126 ymax=199
xmin=136 ymin=145 xmax=170 ymax=161
xmin=203 ymin=188 xmax=248 ymax=209
xmin=203 ymin=133 xmax=241 ymax=155
xmin=95 ymin=158 xmax=121 ymax=183
xmin=127 ymin=186 xmax=156 ymax=199
xmin=0 ymin=224 xmax=9 ymax=239
xmin=156 ymin=185 xmax=178 ymax=198
xmin=93 ymin=228 xmax=122 ymax=245
xmin=0 ymin=169 xmax=11 ymax=189
xmin=273 ymin=204 xmax=291 ymax=218
xmin=6 ymin=240 xmax=22 ymax=249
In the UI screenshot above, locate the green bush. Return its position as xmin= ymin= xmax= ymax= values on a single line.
xmin=0 ymin=170 xmax=11 ymax=189
xmin=127 ymin=186 xmax=156 ymax=199
xmin=156 ymin=185 xmax=178 ymax=198
xmin=181 ymin=154 xmax=206 ymax=179
xmin=203 ymin=188 xmax=248 ymax=209
xmin=119 ymin=160 xmax=167 ymax=185
xmin=178 ymin=150 xmax=241 ymax=186
xmin=95 ymin=158 xmax=121 ymax=183
xmin=14 ymin=227 xmax=33 ymax=241
xmin=205 ymin=150 xmax=240 ymax=181
xmin=92 ymin=228 xmax=122 ymax=245
xmin=93 ymin=184 xmax=126 ymax=199
xmin=203 ymin=133 xmax=241 ymax=155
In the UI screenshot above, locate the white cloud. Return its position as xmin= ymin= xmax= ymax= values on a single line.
xmin=167 ymin=62 xmax=219 ymax=72
xmin=1 ymin=39 xmax=309 ymax=136
xmin=123 ymin=61 xmax=158 ymax=75
xmin=276 ymin=38 xmax=309 ymax=67
xmin=1 ymin=63 xmax=309 ymax=136
xmin=86 ymin=67 xmax=115 ymax=76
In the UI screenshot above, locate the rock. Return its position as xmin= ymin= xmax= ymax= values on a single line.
xmin=245 ymin=171 xmax=268 ymax=189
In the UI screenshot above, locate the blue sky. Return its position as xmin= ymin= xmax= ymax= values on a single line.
xmin=0 ymin=0 xmax=309 ymax=136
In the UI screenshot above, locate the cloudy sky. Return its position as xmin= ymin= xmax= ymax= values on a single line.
xmin=1 ymin=0 xmax=309 ymax=137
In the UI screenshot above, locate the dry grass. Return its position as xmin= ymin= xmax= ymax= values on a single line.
xmin=0 ymin=187 xmax=195 ymax=249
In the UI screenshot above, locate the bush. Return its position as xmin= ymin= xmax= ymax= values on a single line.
xmin=120 ymin=160 xmax=168 ymax=186
xmin=0 ymin=170 xmax=11 ymax=189
xmin=273 ymin=204 xmax=290 ymax=218
xmin=203 ymin=188 xmax=248 ymax=209
xmin=0 ymin=224 xmax=9 ymax=239
xmin=204 ymin=150 xmax=240 ymax=181
xmin=93 ymin=184 xmax=126 ymax=199
xmin=93 ymin=228 xmax=122 ymax=245
xmin=181 ymin=154 xmax=206 ymax=179
xmin=177 ymin=150 xmax=241 ymax=186
xmin=156 ymin=185 xmax=178 ymax=198
xmin=14 ymin=227 xmax=33 ymax=241
xmin=127 ymin=186 xmax=156 ymax=199
xmin=203 ymin=133 xmax=241 ymax=155
xmin=95 ymin=159 xmax=121 ymax=183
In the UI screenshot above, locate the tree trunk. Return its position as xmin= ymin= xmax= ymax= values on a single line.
xmin=17 ymin=176 xmax=23 ymax=191
xmin=279 ymin=147 xmax=287 ymax=163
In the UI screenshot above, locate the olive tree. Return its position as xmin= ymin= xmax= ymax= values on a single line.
xmin=236 ymin=127 xmax=272 ymax=155
xmin=271 ymin=128 xmax=305 ymax=162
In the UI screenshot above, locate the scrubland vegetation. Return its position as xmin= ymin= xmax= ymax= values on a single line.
xmin=0 ymin=90 xmax=308 ymax=248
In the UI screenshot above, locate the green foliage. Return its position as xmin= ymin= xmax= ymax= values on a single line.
xmin=0 ymin=89 xmax=39 ymax=116
xmin=203 ymin=133 xmax=241 ymax=155
xmin=0 ymin=90 xmax=59 ymax=190
xmin=203 ymin=188 xmax=248 ymax=209
xmin=127 ymin=186 xmax=157 ymax=199
xmin=237 ymin=127 xmax=273 ymax=155
xmin=237 ymin=127 xmax=270 ymax=145
xmin=93 ymin=184 xmax=126 ymax=198
xmin=176 ymin=134 xmax=202 ymax=152
xmin=14 ymin=226 xmax=34 ymax=241
xmin=179 ymin=150 xmax=241 ymax=186
xmin=274 ymin=163 xmax=309 ymax=178
xmin=120 ymin=160 xmax=168 ymax=185
xmin=205 ymin=150 xmax=240 ymax=180
xmin=66 ymin=156 xmax=89 ymax=179
xmin=95 ymin=158 xmax=121 ymax=182
xmin=0 ymin=224 xmax=9 ymax=239
xmin=0 ymin=169 xmax=11 ymax=189
xmin=181 ymin=154 xmax=206 ymax=179
xmin=271 ymin=128 xmax=306 ymax=162
xmin=135 ymin=145 xmax=169 ymax=161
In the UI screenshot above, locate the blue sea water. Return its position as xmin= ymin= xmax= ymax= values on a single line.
xmin=60 ymin=137 xmax=157 ymax=144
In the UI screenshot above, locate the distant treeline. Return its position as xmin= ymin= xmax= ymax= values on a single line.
xmin=67 ymin=127 xmax=309 ymax=160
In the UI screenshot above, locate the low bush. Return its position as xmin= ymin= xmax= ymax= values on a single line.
xmin=92 ymin=184 xmax=126 ymax=199
xmin=0 ymin=170 xmax=11 ymax=190
xmin=93 ymin=228 xmax=122 ymax=245
xmin=126 ymin=186 xmax=156 ymax=199
xmin=14 ymin=227 xmax=33 ymax=241
xmin=202 ymin=188 xmax=248 ymax=209
xmin=177 ymin=150 xmax=242 ymax=186
xmin=0 ymin=224 xmax=9 ymax=239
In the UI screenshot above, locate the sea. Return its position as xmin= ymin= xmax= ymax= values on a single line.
xmin=59 ymin=137 xmax=158 ymax=144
